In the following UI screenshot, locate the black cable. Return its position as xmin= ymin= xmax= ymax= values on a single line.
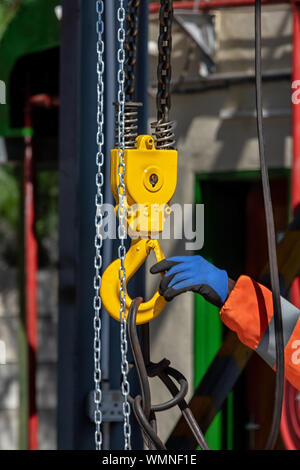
xmin=255 ymin=0 xmax=285 ymax=450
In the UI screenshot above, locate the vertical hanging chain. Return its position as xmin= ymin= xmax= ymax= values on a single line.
xmin=125 ymin=0 xmax=140 ymax=101
xmin=94 ymin=0 xmax=105 ymax=451
xmin=157 ymin=0 xmax=173 ymax=122
xmin=117 ymin=0 xmax=132 ymax=451
xmin=151 ymin=0 xmax=175 ymax=149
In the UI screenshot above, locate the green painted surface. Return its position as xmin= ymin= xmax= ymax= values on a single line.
xmin=0 ymin=0 xmax=60 ymax=136
xmin=194 ymin=294 xmax=223 ymax=449
xmin=194 ymin=179 xmax=223 ymax=450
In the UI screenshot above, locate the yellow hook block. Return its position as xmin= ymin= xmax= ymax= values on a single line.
xmin=101 ymin=134 xmax=177 ymax=324
xmin=110 ymin=135 xmax=177 ymax=235
xmin=100 ymin=238 xmax=166 ymax=325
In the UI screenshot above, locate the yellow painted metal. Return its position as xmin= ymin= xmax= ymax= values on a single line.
xmin=101 ymin=135 xmax=178 ymax=324
xmin=101 ymin=238 xmax=166 ymax=324
xmin=110 ymin=135 xmax=177 ymax=235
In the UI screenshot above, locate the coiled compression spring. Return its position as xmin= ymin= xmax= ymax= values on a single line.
xmin=151 ymin=118 xmax=176 ymax=149
xmin=114 ymin=101 xmax=142 ymax=149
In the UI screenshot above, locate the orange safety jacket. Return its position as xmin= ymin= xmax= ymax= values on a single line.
xmin=220 ymin=275 xmax=300 ymax=391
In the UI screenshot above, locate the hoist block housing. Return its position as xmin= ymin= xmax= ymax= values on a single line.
xmin=110 ymin=135 xmax=178 ymax=235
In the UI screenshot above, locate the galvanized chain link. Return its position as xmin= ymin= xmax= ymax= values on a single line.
xmin=157 ymin=0 xmax=173 ymax=122
xmin=117 ymin=0 xmax=132 ymax=451
xmin=125 ymin=0 xmax=140 ymax=101
xmin=94 ymin=0 xmax=105 ymax=451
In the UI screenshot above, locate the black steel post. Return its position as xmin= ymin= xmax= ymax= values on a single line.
xmin=57 ymin=0 xmax=81 ymax=449
xmin=58 ymin=0 xmax=149 ymax=450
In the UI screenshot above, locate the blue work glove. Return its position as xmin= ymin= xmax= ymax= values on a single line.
xmin=150 ymin=256 xmax=229 ymax=307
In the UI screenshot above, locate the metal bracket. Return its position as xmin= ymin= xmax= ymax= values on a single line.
xmin=87 ymin=389 xmax=123 ymax=423
xmin=173 ymin=11 xmax=216 ymax=76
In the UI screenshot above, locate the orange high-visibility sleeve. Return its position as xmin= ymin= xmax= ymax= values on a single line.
xmin=284 ymin=318 xmax=300 ymax=390
xmin=220 ymin=275 xmax=300 ymax=390
xmin=220 ymin=275 xmax=273 ymax=350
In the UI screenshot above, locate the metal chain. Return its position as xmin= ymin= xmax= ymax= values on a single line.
xmin=125 ymin=0 xmax=140 ymax=101
xmin=117 ymin=0 xmax=132 ymax=451
xmin=157 ymin=0 xmax=173 ymax=122
xmin=94 ymin=0 xmax=105 ymax=451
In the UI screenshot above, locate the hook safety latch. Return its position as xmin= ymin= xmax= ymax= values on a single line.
xmin=100 ymin=238 xmax=166 ymax=325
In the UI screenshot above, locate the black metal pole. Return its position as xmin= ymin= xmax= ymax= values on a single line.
xmin=57 ymin=0 xmax=81 ymax=450
xmin=58 ymin=0 xmax=149 ymax=450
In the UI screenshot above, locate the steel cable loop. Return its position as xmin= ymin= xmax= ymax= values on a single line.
xmin=150 ymin=368 xmax=189 ymax=412
xmin=157 ymin=369 xmax=210 ymax=451
xmin=128 ymin=297 xmax=210 ymax=450
xmin=128 ymin=299 xmax=188 ymax=415
xmin=128 ymin=297 xmax=152 ymax=420
xmin=133 ymin=396 xmax=166 ymax=450
xmin=255 ymin=0 xmax=285 ymax=450
xmin=128 ymin=298 xmax=159 ymax=449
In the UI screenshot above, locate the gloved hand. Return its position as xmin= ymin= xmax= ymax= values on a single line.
xmin=150 ymin=255 xmax=229 ymax=307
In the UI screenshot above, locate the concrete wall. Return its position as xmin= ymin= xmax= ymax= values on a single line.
xmin=0 ymin=267 xmax=57 ymax=449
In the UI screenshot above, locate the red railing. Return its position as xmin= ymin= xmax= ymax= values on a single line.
xmin=149 ymin=0 xmax=294 ymax=14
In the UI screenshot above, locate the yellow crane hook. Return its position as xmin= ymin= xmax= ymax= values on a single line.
xmin=101 ymin=238 xmax=166 ymax=324
xmin=100 ymin=134 xmax=177 ymax=324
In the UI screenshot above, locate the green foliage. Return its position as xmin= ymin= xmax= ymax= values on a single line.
xmin=36 ymin=170 xmax=58 ymax=240
xmin=0 ymin=164 xmax=19 ymax=229
xmin=0 ymin=164 xmax=58 ymax=267
xmin=0 ymin=0 xmax=25 ymax=40
xmin=0 ymin=164 xmax=19 ymax=265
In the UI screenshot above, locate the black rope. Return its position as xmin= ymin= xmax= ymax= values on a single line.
xmin=127 ymin=298 xmax=210 ymax=450
xmin=255 ymin=0 xmax=285 ymax=450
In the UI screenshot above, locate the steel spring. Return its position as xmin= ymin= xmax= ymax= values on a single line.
xmin=115 ymin=101 xmax=142 ymax=148
xmin=151 ymin=119 xmax=176 ymax=149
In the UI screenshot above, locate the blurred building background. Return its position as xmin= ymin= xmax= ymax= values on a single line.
xmin=0 ymin=0 xmax=297 ymax=450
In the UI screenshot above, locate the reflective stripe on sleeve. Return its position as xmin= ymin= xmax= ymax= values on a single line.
xmin=256 ymin=297 xmax=300 ymax=368
xmin=220 ymin=275 xmax=300 ymax=390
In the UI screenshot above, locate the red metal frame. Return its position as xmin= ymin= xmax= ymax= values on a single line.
xmin=24 ymin=93 xmax=58 ymax=450
xmin=24 ymin=98 xmax=38 ymax=451
xmin=149 ymin=0 xmax=292 ymax=14
xmin=292 ymin=6 xmax=300 ymax=214
xmin=280 ymin=4 xmax=300 ymax=451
